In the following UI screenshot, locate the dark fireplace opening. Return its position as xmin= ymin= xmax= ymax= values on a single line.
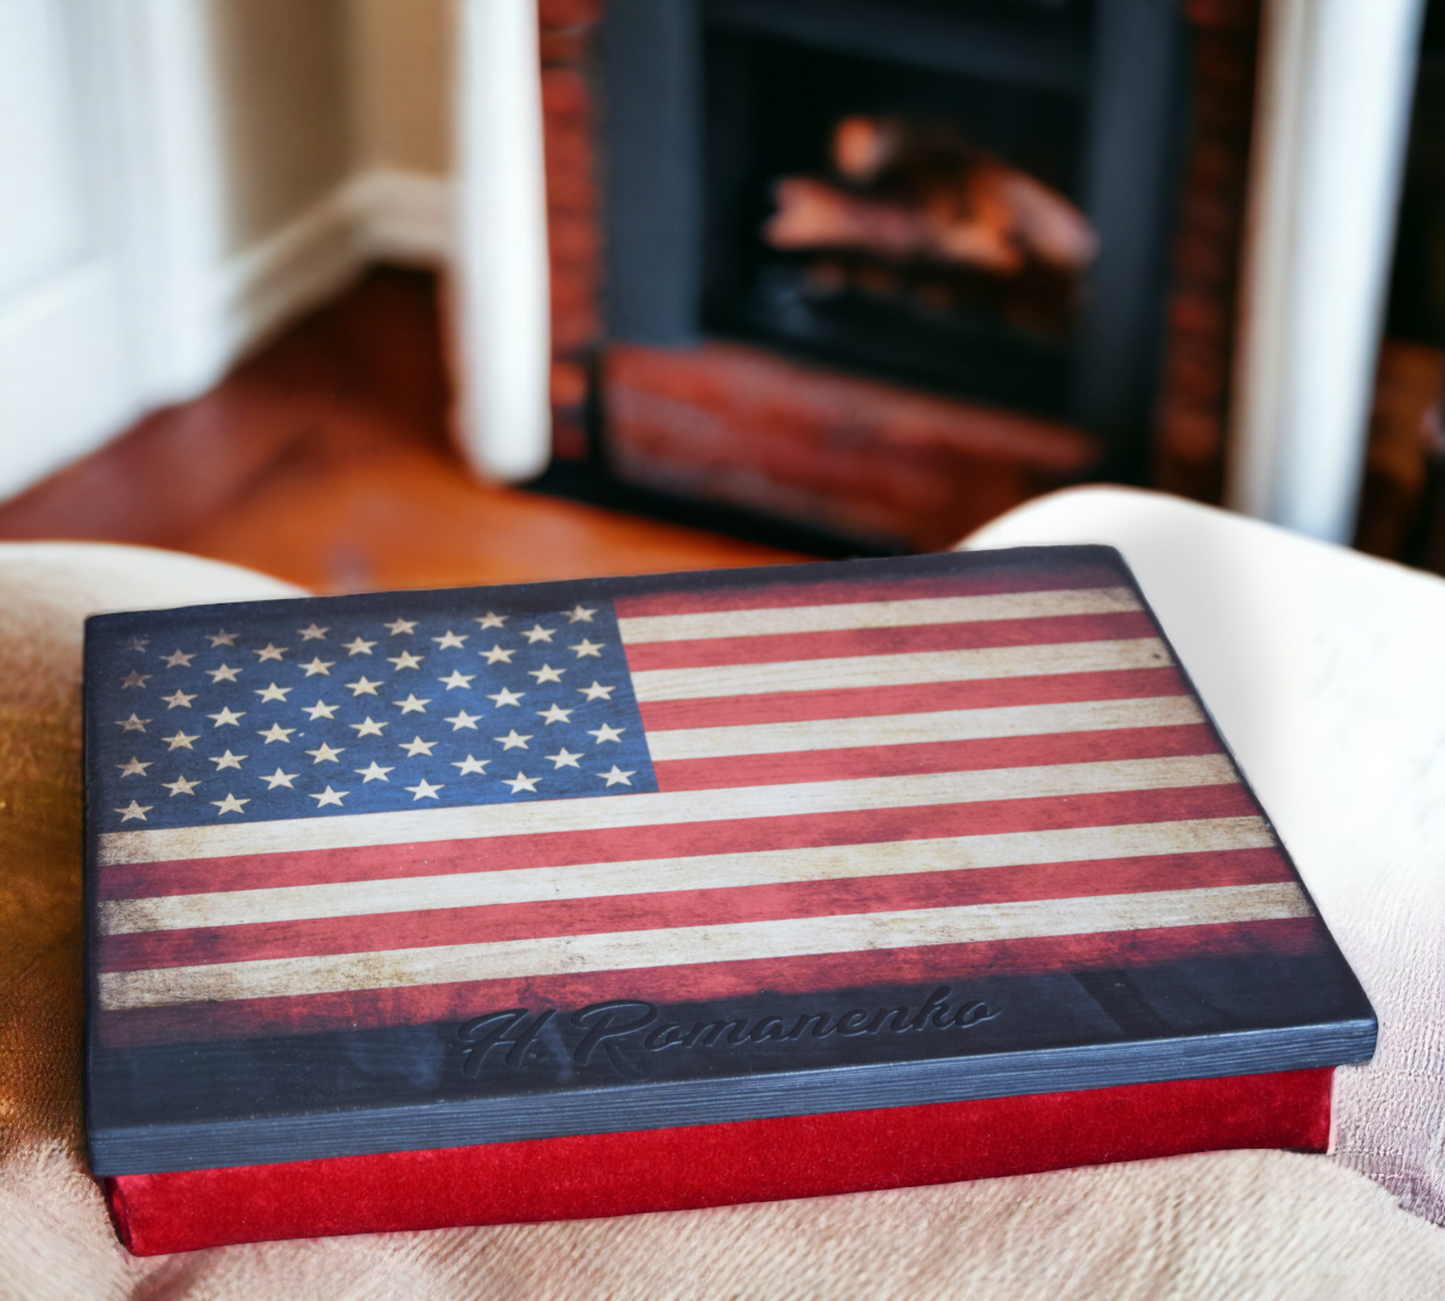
xmin=700 ymin=15 xmax=1091 ymax=416
xmin=588 ymin=0 xmax=1197 ymax=548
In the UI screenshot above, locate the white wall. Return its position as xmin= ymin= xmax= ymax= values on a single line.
xmin=0 ymin=0 xmax=457 ymax=504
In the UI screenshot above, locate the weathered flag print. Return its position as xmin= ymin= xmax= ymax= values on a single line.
xmin=86 ymin=548 xmax=1342 ymax=1060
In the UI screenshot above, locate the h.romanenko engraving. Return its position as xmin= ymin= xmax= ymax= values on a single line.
xmin=456 ymin=987 xmax=1001 ymax=1081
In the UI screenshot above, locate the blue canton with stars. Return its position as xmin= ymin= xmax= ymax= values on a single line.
xmin=86 ymin=593 xmax=657 ymax=828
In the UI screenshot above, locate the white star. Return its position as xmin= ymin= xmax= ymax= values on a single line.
xmin=451 ymin=754 xmax=490 ymax=775
xmin=474 ymin=612 xmax=507 ymax=629
xmin=564 ymin=604 xmax=597 ymax=623
xmin=115 ymin=800 xmax=153 ymax=822
xmin=162 ymin=689 xmax=195 ymax=709
xmin=303 ymin=699 xmax=341 ymax=719
xmin=254 ymin=682 xmax=292 ymax=703
xmin=385 ymin=618 xmax=418 ymax=636
xmin=406 ymin=778 xmax=444 ymax=801
xmin=163 ymin=730 xmax=198 ymax=750
xmin=438 ymin=669 xmax=476 ymax=690
xmin=345 ymin=677 xmax=381 ymax=697
xmin=116 ymin=756 xmax=152 ymax=778
xmin=309 ymin=785 xmax=349 ymax=808
xmin=349 ymin=716 xmax=388 ymax=737
xmin=206 ymin=630 xmax=237 ymax=647
xmin=123 ymin=636 xmax=150 ymax=653
xmin=298 ymin=623 xmax=329 ymax=641
xmin=433 ymin=630 xmax=468 ymax=649
xmin=481 ymin=644 xmax=515 ymax=664
xmin=398 ymin=735 xmax=437 ymax=757
xmin=570 ymin=639 xmax=604 ymax=658
xmin=503 ymin=771 xmax=541 ymax=793
xmin=209 ymin=750 xmax=248 ymax=771
xmin=206 ymin=663 xmax=242 ymax=683
xmin=121 ymin=670 xmax=151 ymax=689
xmin=536 ymin=703 xmax=574 ymax=725
xmin=211 ymin=792 xmax=249 ymax=816
xmin=494 ymin=729 xmax=533 ymax=750
xmin=163 ymin=649 xmax=196 ymax=668
xmin=597 ymin=765 xmax=636 ymax=787
xmin=521 ymin=624 xmax=555 ymax=644
xmin=260 ymin=768 xmax=298 ymax=789
xmin=528 ymin=663 xmax=565 ymax=684
xmin=546 ymin=748 xmax=582 ymax=769
xmin=588 ymin=723 xmax=625 ymax=744
xmin=257 ymin=723 xmax=295 ymax=743
xmin=578 ymin=681 xmax=616 ymax=701
xmin=162 ymin=774 xmax=202 ymax=797
xmin=445 ymin=710 xmax=482 ymax=731
xmin=393 ymin=693 xmax=431 ymax=714
xmin=115 ymin=713 xmax=151 ymax=732
xmin=488 ymin=687 xmax=524 ymax=708
xmin=306 ymin=742 xmax=345 ymax=764
xmin=388 ymin=650 xmax=424 ymax=671
xmin=342 ymin=636 xmax=377 ymax=656
xmin=208 ymin=706 xmax=245 ymax=728
xmin=253 ymin=643 xmax=288 ymax=662
xmin=300 ymin=656 xmax=335 ymax=677
xmin=355 ymin=760 xmax=394 ymax=782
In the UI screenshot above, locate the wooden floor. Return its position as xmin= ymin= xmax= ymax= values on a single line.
xmin=0 ymin=268 xmax=808 ymax=592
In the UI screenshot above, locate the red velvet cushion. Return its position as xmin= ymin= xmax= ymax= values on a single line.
xmin=107 ymin=1068 xmax=1333 ymax=1255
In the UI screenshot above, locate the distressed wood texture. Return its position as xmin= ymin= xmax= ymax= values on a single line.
xmin=84 ymin=547 xmax=1373 ymax=1194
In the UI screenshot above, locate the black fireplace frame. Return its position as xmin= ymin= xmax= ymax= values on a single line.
xmin=600 ymin=0 xmax=1188 ymax=474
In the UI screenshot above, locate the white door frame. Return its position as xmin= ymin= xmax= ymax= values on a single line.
xmin=451 ymin=0 xmax=553 ymax=482
xmin=1227 ymin=0 xmax=1425 ymax=543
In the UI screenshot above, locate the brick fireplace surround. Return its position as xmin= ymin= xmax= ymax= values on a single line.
xmin=539 ymin=0 xmax=1259 ymax=549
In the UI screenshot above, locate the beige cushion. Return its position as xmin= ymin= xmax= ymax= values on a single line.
xmin=2 ymin=529 xmax=1442 ymax=1298
xmin=963 ymin=486 xmax=1445 ymax=1224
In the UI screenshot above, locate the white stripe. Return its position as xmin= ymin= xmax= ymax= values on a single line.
xmin=647 ymin=695 xmax=1203 ymax=762
xmin=629 ymin=638 xmax=1173 ymax=703
xmin=97 ymin=883 xmax=1312 ymax=1009
xmin=98 ymin=753 xmax=1239 ymax=867
xmin=617 ymin=587 xmax=1141 ymax=644
xmin=100 ymin=816 xmax=1276 ymax=935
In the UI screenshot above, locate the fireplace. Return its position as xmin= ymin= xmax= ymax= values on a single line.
xmin=702 ymin=3 xmax=1100 ymax=419
xmin=539 ymin=0 xmax=1258 ymax=549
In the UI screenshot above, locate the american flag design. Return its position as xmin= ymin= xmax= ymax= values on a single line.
xmin=87 ymin=549 xmax=1329 ymax=1051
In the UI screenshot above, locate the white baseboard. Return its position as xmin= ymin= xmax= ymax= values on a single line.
xmin=0 ymin=166 xmax=457 ymax=503
xmin=213 ymin=166 xmax=455 ymax=369
xmin=213 ymin=185 xmax=363 ymax=365
xmin=349 ymin=167 xmax=455 ymax=266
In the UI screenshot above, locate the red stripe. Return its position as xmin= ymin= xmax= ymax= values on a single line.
xmin=622 ymin=611 xmax=1155 ymax=671
xmin=613 ymin=564 xmax=1129 ymax=618
xmin=653 ymin=725 xmax=1223 ymax=792
xmin=96 ymin=916 xmax=1325 ymax=1047
xmin=98 ymin=783 xmax=1261 ymax=901
xmin=98 ymin=847 xmax=1294 ymax=972
xmin=637 ymin=667 xmax=1189 ymax=731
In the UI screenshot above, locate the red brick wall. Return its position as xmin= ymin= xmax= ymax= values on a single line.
xmin=606 ymin=342 xmax=1101 ymax=550
xmin=1153 ymin=0 xmax=1261 ymax=503
xmin=538 ymin=0 xmax=605 ymax=459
